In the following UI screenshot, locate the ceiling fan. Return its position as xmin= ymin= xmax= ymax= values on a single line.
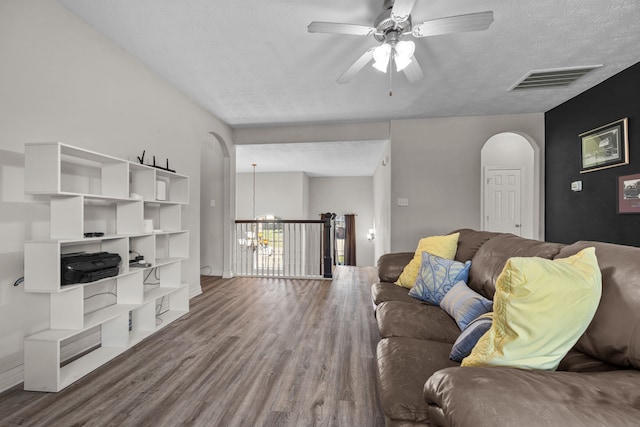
xmin=308 ymin=0 xmax=494 ymax=86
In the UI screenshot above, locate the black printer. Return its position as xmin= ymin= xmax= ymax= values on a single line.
xmin=61 ymin=252 xmax=122 ymax=285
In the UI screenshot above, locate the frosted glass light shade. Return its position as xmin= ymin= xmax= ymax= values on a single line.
xmin=395 ymin=40 xmax=415 ymax=58
xmin=393 ymin=40 xmax=415 ymax=72
xmin=394 ymin=54 xmax=412 ymax=71
xmin=372 ymin=43 xmax=392 ymax=73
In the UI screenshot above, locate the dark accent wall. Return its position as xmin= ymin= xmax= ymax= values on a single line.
xmin=545 ymin=62 xmax=640 ymax=246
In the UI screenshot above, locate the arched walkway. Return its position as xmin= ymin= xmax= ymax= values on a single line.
xmin=480 ymin=132 xmax=541 ymax=239
xmin=201 ymin=132 xmax=235 ymax=278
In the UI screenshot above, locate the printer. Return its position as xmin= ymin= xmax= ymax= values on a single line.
xmin=61 ymin=252 xmax=122 ymax=285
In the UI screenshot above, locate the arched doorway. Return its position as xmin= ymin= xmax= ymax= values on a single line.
xmin=200 ymin=132 xmax=235 ymax=278
xmin=480 ymin=132 xmax=541 ymax=239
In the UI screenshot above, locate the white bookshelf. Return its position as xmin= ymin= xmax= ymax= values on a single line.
xmin=22 ymin=142 xmax=190 ymax=392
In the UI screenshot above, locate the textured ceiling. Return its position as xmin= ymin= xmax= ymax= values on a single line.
xmin=57 ymin=0 xmax=640 ymax=128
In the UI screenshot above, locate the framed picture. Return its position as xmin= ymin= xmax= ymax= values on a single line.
xmin=580 ymin=118 xmax=629 ymax=173
xmin=618 ymin=173 xmax=640 ymax=214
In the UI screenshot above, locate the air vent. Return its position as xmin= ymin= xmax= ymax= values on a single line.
xmin=509 ymin=65 xmax=602 ymax=91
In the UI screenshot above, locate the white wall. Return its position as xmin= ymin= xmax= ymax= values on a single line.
xmin=390 ymin=114 xmax=544 ymax=252
xmin=0 ymin=0 xmax=232 ymax=391
xmin=236 ymin=172 xmax=308 ymax=219
xmin=302 ymin=173 xmax=310 ymax=219
xmin=200 ymin=136 xmax=229 ymax=276
xmin=372 ymin=142 xmax=391 ymax=265
xmin=308 ymin=177 xmax=375 ymax=266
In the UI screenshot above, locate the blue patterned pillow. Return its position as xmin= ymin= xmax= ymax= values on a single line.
xmin=408 ymin=252 xmax=471 ymax=305
xmin=440 ymin=281 xmax=493 ymax=330
xmin=450 ymin=312 xmax=493 ymax=362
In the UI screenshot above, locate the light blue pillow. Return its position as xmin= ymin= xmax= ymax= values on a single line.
xmin=450 ymin=312 xmax=493 ymax=362
xmin=440 ymin=281 xmax=493 ymax=330
xmin=408 ymin=252 xmax=471 ymax=305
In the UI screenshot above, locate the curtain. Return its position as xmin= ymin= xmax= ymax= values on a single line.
xmin=344 ymin=214 xmax=357 ymax=266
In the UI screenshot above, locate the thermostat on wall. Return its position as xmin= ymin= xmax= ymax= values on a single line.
xmin=571 ymin=180 xmax=583 ymax=192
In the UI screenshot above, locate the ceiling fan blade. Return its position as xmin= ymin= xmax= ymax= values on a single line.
xmin=391 ymin=0 xmax=418 ymax=23
xmin=337 ymin=48 xmax=376 ymax=84
xmin=402 ymin=56 xmax=424 ymax=83
xmin=412 ymin=11 xmax=494 ymax=38
xmin=308 ymin=21 xmax=376 ymax=36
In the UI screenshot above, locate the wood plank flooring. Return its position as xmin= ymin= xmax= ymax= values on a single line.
xmin=0 ymin=266 xmax=384 ymax=427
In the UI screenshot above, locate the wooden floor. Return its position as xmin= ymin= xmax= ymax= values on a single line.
xmin=0 ymin=267 xmax=384 ymax=427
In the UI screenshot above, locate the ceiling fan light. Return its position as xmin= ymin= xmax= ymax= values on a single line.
xmin=372 ymin=59 xmax=389 ymax=73
xmin=373 ymin=43 xmax=391 ymax=62
xmin=395 ymin=40 xmax=415 ymax=59
xmin=394 ymin=54 xmax=412 ymax=72
xmin=372 ymin=43 xmax=391 ymax=73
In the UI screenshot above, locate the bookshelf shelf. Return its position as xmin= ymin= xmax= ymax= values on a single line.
xmin=22 ymin=142 xmax=190 ymax=392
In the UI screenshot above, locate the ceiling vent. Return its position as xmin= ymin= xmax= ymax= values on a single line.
xmin=509 ymin=65 xmax=603 ymax=91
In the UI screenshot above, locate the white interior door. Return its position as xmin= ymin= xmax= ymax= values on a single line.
xmin=485 ymin=169 xmax=522 ymax=236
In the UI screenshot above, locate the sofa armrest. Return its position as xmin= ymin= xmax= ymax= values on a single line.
xmin=425 ymin=367 xmax=640 ymax=427
xmin=378 ymin=252 xmax=414 ymax=283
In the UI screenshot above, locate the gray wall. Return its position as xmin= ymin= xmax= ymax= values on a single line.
xmin=236 ymin=172 xmax=308 ymax=219
xmin=390 ymin=114 xmax=545 ymax=252
xmin=372 ymin=142 xmax=391 ymax=264
xmin=0 ymin=0 xmax=232 ymax=391
xmin=308 ymin=177 xmax=375 ymax=266
xmin=234 ymin=122 xmax=390 ymax=145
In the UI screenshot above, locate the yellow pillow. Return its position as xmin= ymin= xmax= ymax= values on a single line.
xmin=462 ymin=247 xmax=601 ymax=370
xmin=395 ymin=232 xmax=460 ymax=288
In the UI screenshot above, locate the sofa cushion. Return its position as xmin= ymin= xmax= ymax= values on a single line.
xmin=371 ymin=282 xmax=423 ymax=307
xmin=468 ymin=233 xmax=565 ymax=299
xmin=558 ymin=349 xmax=621 ymax=372
xmin=377 ymin=337 xmax=458 ymax=424
xmin=425 ymin=367 xmax=640 ymax=427
xmin=451 ymin=228 xmax=501 ymax=263
xmin=439 ymin=281 xmax=493 ymax=330
xmin=408 ymin=252 xmax=471 ymax=304
xmin=557 ymin=240 xmax=640 ymax=369
xmin=376 ymin=301 xmax=460 ymax=343
xmin=378 ymin=252 xmax=414 ymax=283
xmin=395 ymin=233 xmax=460 ymax=288
xmin=449 ymin=312 xmax=493 ymax=362
xmin=462 ymin=247 xmax=602 ymax=370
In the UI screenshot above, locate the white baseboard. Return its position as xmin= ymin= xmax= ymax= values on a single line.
xmin=201 ymin=270 xmax=224 ymax=276
xmin=0 ymin=364 xmax=23 ymax=393
xmin=189 ymin=287 xmax=202 ymax=298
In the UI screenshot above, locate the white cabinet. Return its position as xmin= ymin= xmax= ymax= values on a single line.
xmin=22 ymin=142 xmax=190 ymax=392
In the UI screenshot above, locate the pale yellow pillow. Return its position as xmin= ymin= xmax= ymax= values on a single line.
xmin=462 ymin=247 xmax=601 ymax=370
xmin=395 ymin=232 xmax=460 ymax=288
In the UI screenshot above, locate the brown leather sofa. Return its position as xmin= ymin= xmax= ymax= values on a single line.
xmin=372 ymin=229 xmax=640 ymax=426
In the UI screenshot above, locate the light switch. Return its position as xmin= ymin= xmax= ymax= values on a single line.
xmin=571 ymin=181 xmax=582 ymax=192
xmin=210 ymin=199 xmax=216 ymax=207
xmin=397 ymin=198 xmax=409 ymax=207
